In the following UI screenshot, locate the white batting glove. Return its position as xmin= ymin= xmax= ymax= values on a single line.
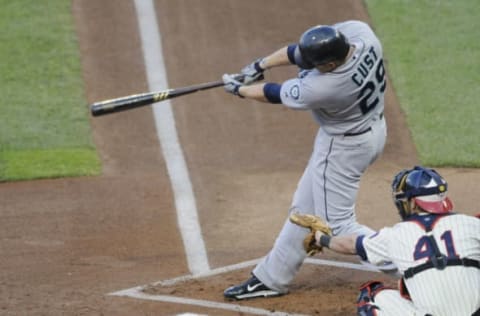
xmin=222 ymin=73 xmax=244 ymax=97
xmin=241 ymin=58 xmax=265 ymax=84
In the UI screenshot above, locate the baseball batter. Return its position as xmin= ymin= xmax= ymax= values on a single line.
xmin=291 ymin=166 xmax=480 ymax=315
xmin=222 ymin=20 xmax=389 ymax=299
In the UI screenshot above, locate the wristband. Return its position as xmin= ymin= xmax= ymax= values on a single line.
xmin=254 ymin=58 xmax=265 ymax=72
xmin=319 ymin=234 xmax=331 ymax=248
xmin=234 ymin=85 xmax=244 ymax=98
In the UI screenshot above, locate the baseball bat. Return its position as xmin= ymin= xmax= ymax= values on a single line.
xmin=90 ymin=79 xmax=229 ymax=116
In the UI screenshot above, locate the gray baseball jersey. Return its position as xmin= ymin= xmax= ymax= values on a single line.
xmin=359 ymin=213 xmax=480 ymax=315
xmin=254 ymin=20 xmax=388 ymax=293
xmin=280 ymin=20 xmax=385 ymax=136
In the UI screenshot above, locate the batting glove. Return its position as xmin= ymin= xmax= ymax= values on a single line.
xmin=222 ymin=73 xmax=244 ymax=97
xmin=241 ymin=58 xmax=265 ymax=84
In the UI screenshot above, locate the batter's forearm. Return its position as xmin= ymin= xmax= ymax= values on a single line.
xmin=260 ymin=47 xmax=292 ymax=70
xmin=238 ymin=83 xmax=269 ymax=102
xmin=236 ymin=47 xmax=291 ymax=103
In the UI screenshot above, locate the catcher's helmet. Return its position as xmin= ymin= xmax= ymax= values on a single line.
xmin=298 ymin=25 xmax=350 ymax=68
xmin=391 ymin=166 xmax=453 ymax=219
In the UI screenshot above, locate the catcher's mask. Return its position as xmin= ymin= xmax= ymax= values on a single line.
xmin=391 ymin=166 xmax=453 ymax=219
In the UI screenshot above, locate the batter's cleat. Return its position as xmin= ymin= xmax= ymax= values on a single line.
xmin=223 ymin=274 xmax=282 ymax=300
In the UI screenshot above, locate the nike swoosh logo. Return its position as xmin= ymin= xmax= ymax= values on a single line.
xmin=247 ymin=282 xmax=263 ymax=292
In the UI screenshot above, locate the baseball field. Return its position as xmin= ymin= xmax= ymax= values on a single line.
xmin=1 ymin=0 xmax=479 ymax=315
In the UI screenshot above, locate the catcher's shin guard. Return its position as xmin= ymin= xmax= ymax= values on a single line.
xmin=356 ymin=281 xmax=385 ymax=316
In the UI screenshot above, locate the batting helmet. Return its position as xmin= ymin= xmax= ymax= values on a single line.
xmin=298 ymin=25 xmax=350 ymax=68
xmin=392 ymin=166 xmax=453 ymax=219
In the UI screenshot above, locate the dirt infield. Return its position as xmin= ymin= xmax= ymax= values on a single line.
xmin=1 ymin=1 xmax=479 ymax=315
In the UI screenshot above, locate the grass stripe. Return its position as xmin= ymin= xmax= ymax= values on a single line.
xmin=365 ymin=0 xmax=480 ymax=167
xmin=0 ymin=0 xmax=99 ymax=181
xmin=0 ymin=149 xmax=100 ymax=181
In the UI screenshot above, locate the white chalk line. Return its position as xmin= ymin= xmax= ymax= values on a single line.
xmin=114 ymin=291 xmax=309 ymax=316
xmin=109 ymin=257 xmax=381 ymax=315
xmin=133 ymin=0 xmax=210 ymax=275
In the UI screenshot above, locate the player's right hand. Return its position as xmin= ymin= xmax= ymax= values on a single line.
xmin=241 ymin=58 xmax=265 ymax=84
xmin=222 ymin=73 xmax=244 ymax=97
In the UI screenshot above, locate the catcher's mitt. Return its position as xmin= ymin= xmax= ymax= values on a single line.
xmin=289 ymin=212 xmax=332 ymax=256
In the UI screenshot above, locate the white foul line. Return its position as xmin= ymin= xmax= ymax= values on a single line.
xmin=112 ymin=290 xmax=309 ymax=316
xmin=137 ymin=257 xmax=380 ymax=289
xmin=109 ymin=257 xmax=381 ymax=315
xmin=133 ymin=0 xmax=210 ymax=275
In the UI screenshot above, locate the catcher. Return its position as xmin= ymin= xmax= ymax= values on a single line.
xmin=291 ymin=166 xmax=480 ymax=316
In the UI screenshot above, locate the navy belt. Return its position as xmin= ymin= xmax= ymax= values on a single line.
xmin=344 ymin=127 xmax=371 ymax=137
xmin=343 ymin=112 xmax=383 ymax=137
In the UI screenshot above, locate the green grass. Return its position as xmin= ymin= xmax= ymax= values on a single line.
xmin=1 ymin=1 xmax=478 ymax=182
xmin=1 ymin=149 xmax=100 ymax=181
xmin=0 ymin=1 xmax=100 ymax=181
xmin=365 ymin=0 xmax=480 ymax=167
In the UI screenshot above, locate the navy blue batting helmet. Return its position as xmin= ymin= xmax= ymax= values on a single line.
xmin=298 ymin=25 xmax=350 ymax=68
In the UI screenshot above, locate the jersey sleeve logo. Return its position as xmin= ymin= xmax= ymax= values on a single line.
xmin=289 ymin=85 xmax=300 ymax=100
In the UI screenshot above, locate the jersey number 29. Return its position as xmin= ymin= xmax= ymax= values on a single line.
xmin=358 ymin=59 xmax=386 ymax=115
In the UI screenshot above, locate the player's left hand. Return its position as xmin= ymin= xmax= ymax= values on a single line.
xmin=241 ymin=58 xmax=265 ymax=84
xmin=222 ymin=73 xmax=244 ymax=97
xmin=289 ymin=212 xmax=333 ymax=256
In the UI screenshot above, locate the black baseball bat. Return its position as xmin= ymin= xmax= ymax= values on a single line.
xmin=90 ymin=78 xmax=231 ymax=116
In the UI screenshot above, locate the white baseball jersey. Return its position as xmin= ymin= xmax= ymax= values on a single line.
xmin=357 ymin=213 xmax=480 ymax=316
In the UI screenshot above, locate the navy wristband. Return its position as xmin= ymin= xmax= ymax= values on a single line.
xmin=319 ymin=234 xmax=331 ymax=248
xmin=234 ymin=85 xmax=244 ymax=98
xmin=287 ymin=44 xmax=297 ymax=64
xmin=263 ymin=83 xmax=282 ymax=104
xmin=254 ymin=59 xmax=264 ymax=72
